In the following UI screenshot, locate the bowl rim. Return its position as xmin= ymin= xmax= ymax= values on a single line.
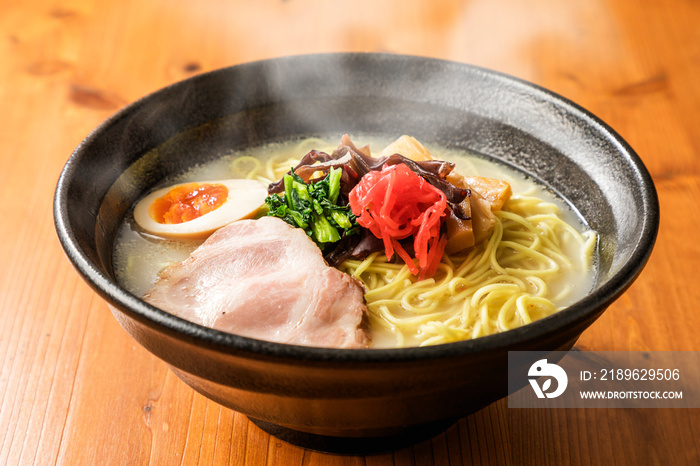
xmin=54 ymin=52 xmax=660 ymax=363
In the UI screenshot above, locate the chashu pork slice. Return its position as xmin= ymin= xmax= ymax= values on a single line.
xmin=143 ymin=216 xmax=369 ymax=348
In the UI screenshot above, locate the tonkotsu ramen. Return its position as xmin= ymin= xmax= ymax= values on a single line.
xmin=113 ymin=135 xmax=598 ymax=348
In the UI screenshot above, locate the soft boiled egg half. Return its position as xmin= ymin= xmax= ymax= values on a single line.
xmin=133 ymin=179 xmax=268 ymax=239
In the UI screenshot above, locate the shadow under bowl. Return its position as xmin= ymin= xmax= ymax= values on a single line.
xmin=54 ymin=53 xmax=659 ymax=454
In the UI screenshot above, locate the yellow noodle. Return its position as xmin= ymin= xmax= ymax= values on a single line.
xmin=339 ymin=195 xmax=596 ymax=348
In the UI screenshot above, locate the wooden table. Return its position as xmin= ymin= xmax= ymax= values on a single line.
xmin=2 ymin=0 xmax=698 ymax=464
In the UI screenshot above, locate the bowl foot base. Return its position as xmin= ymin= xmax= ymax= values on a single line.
xmin=248 ymin=417 xmax=457 ymax=455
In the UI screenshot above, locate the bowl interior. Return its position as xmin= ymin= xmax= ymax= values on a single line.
xmin=55 ymin=53 xmax=659 ymax=358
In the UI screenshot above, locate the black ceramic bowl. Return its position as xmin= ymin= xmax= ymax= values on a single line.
xmin=54 ymin=53 xmax=659 ymax=454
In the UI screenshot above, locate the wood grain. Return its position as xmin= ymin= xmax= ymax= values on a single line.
xmin=1 ymin=0 xmax=699 ymax=464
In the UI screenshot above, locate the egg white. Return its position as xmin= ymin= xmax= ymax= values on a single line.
xmin=133 ymin=179 xmax=268 ymax=239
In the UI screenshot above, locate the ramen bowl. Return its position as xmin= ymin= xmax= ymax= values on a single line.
xmin=54 ymin=53 xmax=659 ymax=454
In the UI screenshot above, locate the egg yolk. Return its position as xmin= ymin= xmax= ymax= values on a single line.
xmin=149 ymin=183 xmax=229 ymax=224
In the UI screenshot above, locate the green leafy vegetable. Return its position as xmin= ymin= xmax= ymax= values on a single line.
xmin=264 ymin=167 xmax=358 ymax=248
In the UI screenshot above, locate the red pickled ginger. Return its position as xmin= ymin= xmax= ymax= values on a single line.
xmin=349 ymin=163 xmax=448 ymax=279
